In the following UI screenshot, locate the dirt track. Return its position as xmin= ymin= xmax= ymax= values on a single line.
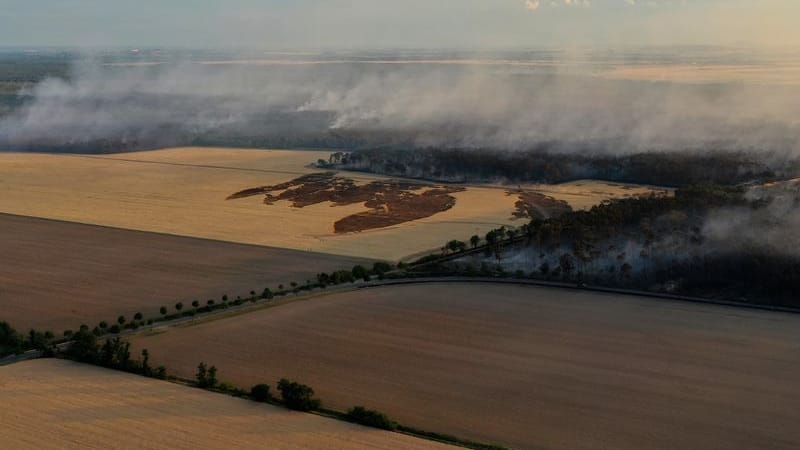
xmin=131 ymin=282 xmax=800 ymax=450
xmin=0 ymin=359 xmax=453 ymax=450
xmin=0 ymin=213 xmax=366 ymax=332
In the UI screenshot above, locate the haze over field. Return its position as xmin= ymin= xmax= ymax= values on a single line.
xmin=2 ymin=1 xmax=800 ymax=157
xmin=2 ymin=52 xmax=800 ymax=156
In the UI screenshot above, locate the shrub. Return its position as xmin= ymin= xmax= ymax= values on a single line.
xmin=346 ymin=406 xmax=397 ymax=430
xmin=372 ymin=261 xmax=392 ymax=274
xmin=0 ymin=321 xmax=22 ymax=355
xmin=196 ymin=362 xmax=218 ymax=388
xmin=66 ymin=328 xmax=99 ymax=363
xmin=351 ymin=265 xmax=368 ymax=280
xmin=250 ymin=383 xmax=271 ymax=402
xmin=218 ymin=382 xmax=236 ymax=393
xmin=108 ymin=325 xmax=121 ymax=334
xmin=277 ymin=378 xmax=320 ymax=411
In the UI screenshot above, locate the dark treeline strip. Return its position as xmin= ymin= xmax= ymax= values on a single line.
xmin=321 ymin=148 xmax=787 ymax=187
xmin=0 ymin=322 xmax=57 ymax=358
xmin=1 ymin=261 xmax=394 ymax=358
xmin=412 ymin=185 xmax=800 ymax=308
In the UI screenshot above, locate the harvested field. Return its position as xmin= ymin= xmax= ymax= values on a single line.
xmin=0 ymin=148 xmax=519 ymax=260
xmin=0 ymin=359 xmax=453 ymax=450
xmin=0 ymin=213 xmax=366 ymax=332
xmin=0 ymin=148 xmax=667 ymax=259
xmin=228 ymin=172 xmax=464 ymax=233
xmin=130 ymin=283 xmax=800 ymax=450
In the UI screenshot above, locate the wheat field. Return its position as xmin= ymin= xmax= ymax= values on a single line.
xmin=0 ymin=359 xmax=453 ymax=450
xmin=0 ymin=147 xmax=666 ymax=260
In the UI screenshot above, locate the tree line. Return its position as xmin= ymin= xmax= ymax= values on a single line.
xmin=0 ymin=261 xmax=397 ymax=358
xmin=408 ymin=184 xmax=800 ymax=308
xmin=319 ymin=148 xmax=782 ymax=187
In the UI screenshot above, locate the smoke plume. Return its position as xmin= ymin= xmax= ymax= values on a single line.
xmin=2 ymin=54 xmax=800 ymax=155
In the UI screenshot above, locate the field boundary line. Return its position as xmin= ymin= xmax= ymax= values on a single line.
xmin=357 ymin=277 xmax=800 ymax=315
xmin=0 ymin=211 xmax=370 ymax=259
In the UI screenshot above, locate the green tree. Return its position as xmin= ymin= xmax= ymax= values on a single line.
xmin=446 ymin=240 xmax=466 ymax=253
xmin=160 ymin=306 xmax=167 ymax=316
xmin=351 ymin=265 xmax=368 ymax=280
xmin=250 ymin=384 xmax=271 ymax=402
xmin=346 ymin=406 xmax=397 ymax=430
xmin=191 ymin=300 xmax=199 ymax=310
xmin=134 ymin=312 xmax=143 ymax=321
xmin=117 ymin=315 xmax=126 ymax=326
xmin=0 ymin=321 xmax=22 ymax=355
xmin=206 ymin=366 xmax=218 ymax=388
xmin=141 ymin=349 xmax=151 ymax=376
xmin=196 ymin=362 xmax=218 ymax=388
xmin=261 ymin=288 xmax=274 ymax=300
xmin=175 ymin=302 xmax=183 ymax=312
xmin=277 ymin=378 xmax=320 ymax=411
xmin=372 ymin=262 xmax=392 ymax=275
xmin=196 ymin=362 xmax=208 ymax=386
xmin=66 ymin=328 xmax=98 ymax=363
xmin=470 ymin=235 xmax=480 ymax=249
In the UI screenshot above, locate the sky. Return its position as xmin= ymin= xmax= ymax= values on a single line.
xmin=0 ymin=0 xmax=799 ymax=49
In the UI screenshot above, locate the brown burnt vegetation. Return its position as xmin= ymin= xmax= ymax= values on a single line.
xmin=227 ymin=172 xmax=464 ymax=233
xmin=511 ymin=190 xmax=572 ymax=220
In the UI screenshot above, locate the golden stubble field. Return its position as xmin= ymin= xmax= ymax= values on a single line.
xmin=0 ymin=359 xmax=453 ymax=450
xmin=0 ymin=147 xmax=666 ymax=260
xmin=522 ymin=179 xmax=671 ymax=210
xmin=130 ymin=283 xmax=800 ymax=450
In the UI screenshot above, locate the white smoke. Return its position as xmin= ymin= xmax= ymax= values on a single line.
xmin=2 ymin=54 xmax=800 ymax=154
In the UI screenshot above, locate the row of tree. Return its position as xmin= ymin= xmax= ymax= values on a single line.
xmin=65 ymin=327 xmax=167 ymax=378
xmin=321 ymin=148 xmax=780 ymax=187
xmin=0 ymin=322 xmax=55 ymax=357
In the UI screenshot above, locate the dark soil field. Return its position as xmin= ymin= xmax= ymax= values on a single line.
xmin=130 ymin=282 xmax=800 ymax=450
xmin=0 ymin=213 xmax=367 ymax=332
